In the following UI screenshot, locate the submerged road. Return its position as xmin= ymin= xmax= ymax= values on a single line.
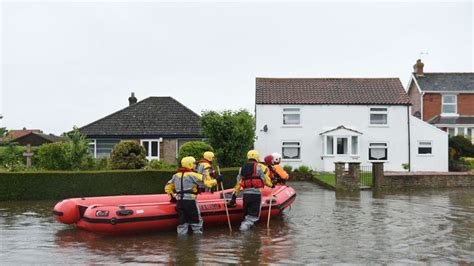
xmin=0 ymin=181 xmax=473 ymax=264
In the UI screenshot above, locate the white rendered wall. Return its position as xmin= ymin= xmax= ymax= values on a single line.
xmin=410 ymin=116 xmax=449 ymax=172
xmin=255 ymin=104 xmax=411 ymax=172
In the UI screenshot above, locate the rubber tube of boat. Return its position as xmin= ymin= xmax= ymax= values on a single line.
xmin=53 ymin=199 xmax=80 ymax=224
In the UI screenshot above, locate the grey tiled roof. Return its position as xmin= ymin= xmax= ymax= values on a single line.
xmin=414 ymin=73 xmax=474 ymax=92
xmin=256 ymin=78 xmax=411 ymax=105
xmin=428 ymin=115 xmax=474 ymax=125
xmin=79 ymin=97 xmax=203 ymax=138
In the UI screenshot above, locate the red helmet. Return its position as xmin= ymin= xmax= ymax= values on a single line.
xmin=264 ymin=155 xmax=274 ymax=165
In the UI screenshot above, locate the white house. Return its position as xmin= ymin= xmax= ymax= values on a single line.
xmin=254 ymin=77 xmax=448 ymax=172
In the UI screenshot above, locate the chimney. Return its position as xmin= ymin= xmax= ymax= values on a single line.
xmin=413 ymin=59 xmax=424 ymax=76
xmin=128 ymin=92 xmax=137 ymax=106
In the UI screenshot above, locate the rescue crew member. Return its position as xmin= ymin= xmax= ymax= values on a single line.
xmin=227 ymin=150 xmax=273 ymax=231
xmin=165 ymin=156 xmax=218 ymax=235
xmin=264 ymin=153 xmax=289 ymax=185
xmin=196 ymin=151 xmax=218 ymax=192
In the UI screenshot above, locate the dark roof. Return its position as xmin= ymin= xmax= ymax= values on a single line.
xmin=414 ymin=73 xmax=474 ymax=92
xmin=256 ymin=78 xmax=411 ymax=105
xmin=12 ymin=132 xmax=66 ymax=143
xmin=79 ymin=97 xmax=203 ymax=138
xmin=428 ymin=115 xmax=474 ymax=125
xmin=319 ymin=125 xmax=363 ymax=135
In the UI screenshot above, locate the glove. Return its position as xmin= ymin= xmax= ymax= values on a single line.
xmin=169 ymin=194 xmax=177 ymax=203
xmin=226 ymin=194 xmax=237 ymax=208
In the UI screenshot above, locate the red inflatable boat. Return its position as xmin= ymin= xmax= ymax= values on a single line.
xmin=53 ymin=185 xmax=296 ymax=234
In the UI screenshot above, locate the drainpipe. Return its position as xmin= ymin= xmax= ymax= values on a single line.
xmin=407 ymin=105 xmax=411 ymax=172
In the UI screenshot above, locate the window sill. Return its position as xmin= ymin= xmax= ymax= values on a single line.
xmin=368 ymin=125 xmax=389 ymax=128
xmin=368 ymin=160 xmax=388 ymax=162
xmin=281 ymin=125 xmax=302 ymax=128
xmin=440 ymin=113 xmax=459 ymax=117
xmin=282 ymin=159 xmax=302 ymax=162
xmin=417 ymin=154 xmax=434 ymax=157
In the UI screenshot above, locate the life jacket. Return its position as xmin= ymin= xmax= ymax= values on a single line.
xmin=199 ymin=159 xmax=215 ymax=177
xmin=240 ymin=162 xmax=264 ymax=189
xmin=176 ymin=168 xmax=199 ymax=198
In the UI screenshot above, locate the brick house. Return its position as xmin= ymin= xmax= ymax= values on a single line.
xmin=407 ymin=59 xmax=474 ymax=142
xmin=78 ymin=94 xmax=203 ymax=163
xmin=3 ymin=128 xmax=65 ymax=146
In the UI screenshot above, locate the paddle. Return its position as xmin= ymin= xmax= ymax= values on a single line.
xmin=216 ymin=164 xmax=232 ymax=233
xmin=267 ymin=190 xmax=274 ymax=229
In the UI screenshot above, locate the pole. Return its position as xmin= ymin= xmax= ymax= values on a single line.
xmin=267 ymin=194 xmax=272 ymax=229
xmin=217 ymin=165 xmax=232 ymax=232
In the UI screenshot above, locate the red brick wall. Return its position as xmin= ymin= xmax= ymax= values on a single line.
xmin=422 ymin=93 xmax=441 ymax=121
xmin=458 ymin=94 xmax=474 ymax=115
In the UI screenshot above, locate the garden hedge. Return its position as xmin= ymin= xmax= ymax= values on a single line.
xmin=0 ymin=168 xmax=240 ymax=201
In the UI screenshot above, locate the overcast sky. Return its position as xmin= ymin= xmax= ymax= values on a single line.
xmin=1 ymin=1 xmax=473 ymax=135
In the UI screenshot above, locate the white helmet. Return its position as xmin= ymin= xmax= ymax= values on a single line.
xmin=271 ymin=152 xmax=282 ymax=164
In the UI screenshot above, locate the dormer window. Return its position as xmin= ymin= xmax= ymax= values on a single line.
xmin=442 ymin=95 xmax=457 ymax=115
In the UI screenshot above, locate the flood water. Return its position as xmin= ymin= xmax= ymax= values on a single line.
xmin=1 ymin=182 xmax=473 ymax=264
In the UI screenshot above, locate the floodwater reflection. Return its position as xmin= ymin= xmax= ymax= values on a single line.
xmin=1 ymin=182 xmax=473 ymax=264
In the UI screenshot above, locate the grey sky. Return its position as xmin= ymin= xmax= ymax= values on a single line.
xmin=1 ymin=1 xmax=472 ymax=135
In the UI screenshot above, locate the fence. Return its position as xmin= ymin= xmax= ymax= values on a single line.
xmin=359 ymin=165 xmax=372 ymax=188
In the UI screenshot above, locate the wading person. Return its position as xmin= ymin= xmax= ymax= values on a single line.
xmin=227 ymin=150 xmax=273 ymax=231
xmin=165 ymin=156 xmax=217 ymax=235
xmin=196 ymin=151 xmax=217 ymax=192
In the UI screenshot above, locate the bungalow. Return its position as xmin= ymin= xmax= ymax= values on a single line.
xmin=2 ymin=128 xmax=65 ymax=146
xmin=79 ymin=93 xmax=203 ymax=164
xmin=254 ymin=77 xmax=448 ymax=172
xmin=407 ymin=59 xmax=474 ymax=142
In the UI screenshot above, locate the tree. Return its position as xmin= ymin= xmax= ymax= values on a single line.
xmin=67 ymin=127 xmax=94 ymax=170
xmin=36 ymin=142 xmax=71 ymax=170
xmin=109 ymin=140 xmax=147 ymax=169
xmin=200 ymin=109 xmax=255 ymax=167
xmin=178 ymin=141 xmax=213 ymax=163
xmin=449 ymin=135 xmax=474 ymax=159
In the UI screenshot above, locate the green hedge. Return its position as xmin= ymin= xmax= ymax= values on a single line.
xmin=0 ymin=168 xmax=240 ymax=201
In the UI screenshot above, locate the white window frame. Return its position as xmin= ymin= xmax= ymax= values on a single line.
xmin=282 ymin=107 xmax=301 ymax=127
xmin=282 ymin=141 xmax=301 ymax=161
xmin=448 ymin=127 xmax=472 ymax=138
xmin=140 ymin=138 xmax=163 ymax=161
xmin=369 ymin=107 xmax=388 ymax=126
xmin=417 ymin=140 xmax=433 ymax=156
xmin=368 ymin=142 xmax=388 ymax=162
xmin=441 ymin=94 xmax=457 ymax=116
xmin=89 ymin=139 xmax=97 ymax=158
xmin=323 ymin=135 xmax=359 ymax=157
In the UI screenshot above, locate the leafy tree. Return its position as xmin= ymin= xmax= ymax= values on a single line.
xmin=109 ymin=140 xmax=147 ymax=169
xmin=178 ymin=141 xmax=213 ymax=163
xmin=200 ymin=110 xmax=255 ymax=167
xmin=67 ymin=127 xmax=94 ymax=170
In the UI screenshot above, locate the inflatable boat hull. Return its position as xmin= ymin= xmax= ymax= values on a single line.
xmin=53 ymin=185 xmax=296 ymax=234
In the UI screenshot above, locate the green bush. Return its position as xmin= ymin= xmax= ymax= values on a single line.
xmin=283 ymin=165 xmax=293 ymax=173
xmin=68 ymin=127 xmax=94 ymax=170
xmin=449 ymin=135 xmax=474 ymax=160
xmin=36 ymin=142 xmax=71 ymax=170
xmin=0 ymin=168 xmax=240 ymax=200
xmin=145 ymin=159 xmax=177 ymax=170
xmin=109 ymin=140 xmax=147 ymax=170
xmin=449 ymin=160 xmax=470 ymax=172
xmin=297 ymin=165 xmax=311 ymax=173
xmin=178 ymin=141 xmax=213 ymax=163
xmin=93 ymin=157 xmax=109 ymax=170
xmin=1 ymin=144 xmax=25 ymax=171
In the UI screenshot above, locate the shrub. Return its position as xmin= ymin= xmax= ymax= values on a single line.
xmin=67 ymin=127 xmax=94 ymax=170
xmin=109 ymin=140 xmax=147 ymax=169
xmin=283 ymin=165 xmax=293 ymax=173
xmin=0 ymin=168 xmax=241 ymax=200
xmin=449 ymin=135 xmax=474 ymax=160
xmin=297 ymin=165 xmax=311 ymax=173
xmin=178 ymin=141 xmax=213 ymax=163
xmin=36 ymin=142 xmax=71 ymax=170
xmin=93 ymin=157 xmax=109 ymax=170
xmin=145 ymin=159 xmax=177 ymax=170
xmin=1 ymin=144 xmax=25 ymax=171
xmin=449 ymin=160 xmax=470 ymax=172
